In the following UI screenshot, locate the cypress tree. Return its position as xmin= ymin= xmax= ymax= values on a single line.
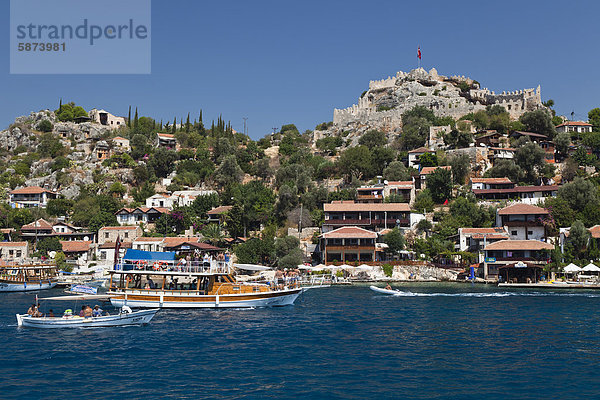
xmin=134 ymin=107 xmax=139 ymax=132
xmin=59 ymin=98 xmax=62 ymax=113
xmin=199 ymin=109 xmax=203 ymax=124
xmin=127 ymin=105 xmax=131 ymax=128
xmin=186 ymin=113 xmax=190 ymax=132
xmin=172 ymin=117 xmax=176 ymax=134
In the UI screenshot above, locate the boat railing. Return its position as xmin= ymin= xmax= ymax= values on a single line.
xmin=114 ymin=259 xmax=233 ymax=274
xmin=298 ymin=274 xmax=333 ymax=287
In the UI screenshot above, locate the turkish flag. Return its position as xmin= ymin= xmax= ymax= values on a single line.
xmin=417 ymin=47 xmax=422 ymax=60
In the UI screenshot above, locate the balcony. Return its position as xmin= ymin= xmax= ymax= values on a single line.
xmin=503 ymin=220 xmax=544 ymax=227
xmin=325 ymin=245 xmax=376 ymax=251
xmin=324 ymin=218 xmax=410 ymax=227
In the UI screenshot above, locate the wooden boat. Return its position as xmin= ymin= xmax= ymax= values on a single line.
xmin=107 ymin=260 xmax=303 ymax=309
xmin=370 ymin=285 xmax=401 ymax=295
xmin=0 ymin=265 xmax=58 ymax=292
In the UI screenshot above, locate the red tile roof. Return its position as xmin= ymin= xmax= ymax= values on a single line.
xmin=589 ymin=225 xmax=600 ymax=239
xmin=98 ymin=241 xmax=132 ymax=249
xmin=157 ymin=133 xmax=175 ymax=138
xmin=321 ymin=226 xmax=378 ymax=239
xmin=484 ymin=240 xmax=553 ymax=251
xmin=408 ymin=147 xmax=435 ymax=154
xmin=163 ymin=237 xmax=201 ymax=248
xmin=461 ymin=227 xmax=507 ymax=235
xmin=60 ymin=241 xmax=91 ymax=253
xmin=207 ymin=206 xmax=233 ymax=215
xmin=498 ymin=203 xmax=549 ymax=215
xmin=324 ymin=201 xmax=410 ymax=212
xmin=473 ymin=185 xmax=559 ymax=195
xmin=99 ymin=226 xmax=140 ymax=231
xmin=511 ymin=131 xmax=548 ymax=139
xmin=0 ymin=241 xmax=28 ymax=247
xmin=134 ymin=237 xmax=165 ymax=242
xmin=420 ymin=166 xmax=451 ymax=176
xmin=10 ymin=186 xmax=55 ymax=195
xmin=21 ymin=219 xmax=53 ymax=231
xmin=470 ymin=177 xmax=513 ymax=184
xmin=112 ymin=136 xmax=129 ymax=141
xmin=556 ymin=121 xmax=592 ymax=127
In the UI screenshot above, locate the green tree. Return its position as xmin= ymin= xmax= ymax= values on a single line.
xmin=558 ymin=177 xmax=598 ymax=213
xmin=358 ymin=130 xmax=387 ymax=149
xmin=569 ymin=220 xmax=590 ymax=259
xmin=544 ymin=197 xmax=576 ymax=228
xmin=234 ymin=237 xmax=275 ymax=265
xmin=419 ymin=152 xmax=438 ymax=167
xmin=88 ymin=211 xmax=118 ymax=232
xmin=337 ymin=145 xmax=373 ymax=181
xmin=132 ymin=181 xmax=155 ymax=203
xmin=38 ymin=120 xmax=53 ymax=133
xmin=449 ymin=154 xmax=470 ymax=185
xmin=519 ymin=110 xmax=556 ymax=139
xmin=213 ymin=155 xmax=244 ymax=188
xmin=275 ymin=235 xmax=304 ymax=269
xmin=55 ymin=102 xmax=87 ymax=122
xmin=46 ymin=198 xmax=74 ymax=217
xmin=588 ymin=108 xmax=600 ymax=131
xmin=148 ymin=147 xmax=178 ymax=178
xmin=38 ymin=133 xmax=64 ymax=158
xmin=486 ymin=159 xmax=523 ymax=183
xmin=514 ymin=141 xmax=547 ymax=184
xmin=383 ymin=161 xmax=411 ymax=181
xmin=190 ymin=193 xmax=220 ymax=217
xmin=413 ymin=189 xmax=434 ymax=213
xmin=426 ymin=168 xmax=452 ymax=203
xmin=383 ymin=227 xmax=405 ymax=254
xmin=554 ymin=132 xmax=571 ymax=159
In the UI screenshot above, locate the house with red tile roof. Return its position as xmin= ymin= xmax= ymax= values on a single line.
xmin=156 ymin=132 xmax=178 ymax=149
xmin=555 ymin=121 xmax=593 ymax=134
xmin=470 ymin=177 xmax=514 ymax=190
xmin=319 ymin=226 xmax=379 ymax=264
xmin=407 ymin=147 xmax=435 ymax=168
xmin=323 ymin=201 xmax=412 ymax=233
xmin=472 ymin=185 xmax=558 ymax=204
xmin=483 ymin=239 xmax=553 ymax=279
xmin=417 ymin=165 xmax=451 ymax=190
xmin=9 ymin=186 xmax=57 ymax=208
xmin=0 ymin=241 xmax=29 ymax=263
xmin=60 ymin=240 xmax=93 ymax=267
xmin=496 ymin=204 xmax=549 ymax=241
xmin=115 ymin=207 xmax=170 ymax=226
xmin=458 ymin=227 xmax=509 ymax=253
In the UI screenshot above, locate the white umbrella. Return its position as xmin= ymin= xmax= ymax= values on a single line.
xmin=563 ymin=263 xmax=582 ymax=273
xmin=583 ymin=263 xmax=600 ymax=272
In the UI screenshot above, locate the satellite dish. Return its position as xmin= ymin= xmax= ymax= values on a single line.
xmin=383 ymin=180 xmax=389 ymax=185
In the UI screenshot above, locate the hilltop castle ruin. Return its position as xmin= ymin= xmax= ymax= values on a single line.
xmin=333 ymin=68 xmax=544 ymax=132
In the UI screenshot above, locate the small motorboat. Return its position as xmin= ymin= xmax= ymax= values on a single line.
xmin=15 ymin=294 xmax=158 ymax=328
xmin=16 ymin=306 xmax=158 ymax=329
xmin=370 ymin=285 xmax=401 ymax=295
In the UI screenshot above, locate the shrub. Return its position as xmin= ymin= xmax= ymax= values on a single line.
xmin=382 ymin=264 xmax=393 ymax=277
xmin=38 ymin=120 xmax=54 ymax=132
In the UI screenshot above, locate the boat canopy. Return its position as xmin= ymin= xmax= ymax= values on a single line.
xmin=123 ymin=249 xmax=176 ymax=262
xmin=234 ymin=263 xmax=272 ymax=271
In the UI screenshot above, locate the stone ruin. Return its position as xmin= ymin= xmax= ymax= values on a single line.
xmin=333 ymin=67 xmax=545 ymax=132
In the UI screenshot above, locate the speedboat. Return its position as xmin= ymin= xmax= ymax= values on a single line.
xmin=370 ymin=285 xmax=401 ymax=295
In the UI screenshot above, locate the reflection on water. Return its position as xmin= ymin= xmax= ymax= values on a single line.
xmin=1 ymin=284 xmax=600 ymax=399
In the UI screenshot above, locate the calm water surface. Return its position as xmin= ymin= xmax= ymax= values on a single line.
xmin=1 ymin=283 xmax=599 ymax=399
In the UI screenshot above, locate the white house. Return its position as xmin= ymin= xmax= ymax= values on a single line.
xmin=89 ymin=109 xmax=126 ymax=129
xmin=145 ymin=194 xmax=174 ymax=209
xmin=112 ymin=136 xmax=131 ymax=151
xmin=555 ymin=121 xmax=593 ymax=134
xmin=408 ymin=147 xmax=435 ymax=168
xmin=496 ymin=203 xmax=549 ymax=241
xmin=9 ymin=186 xmax=57 ymax=208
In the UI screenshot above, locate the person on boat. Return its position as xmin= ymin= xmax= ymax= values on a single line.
xmin=79 ymin=305 xmax=86 ymax=317
xmin=47 ymin=309 xmax=54 ymax=317
xmin=385 ymin=283 xmax=392 ymax=290
xmin=147 ymin=277 xmax=156 ymax=289
xmin=27 ymin=304 xmax=37 ymax=316
xmin=92 ymin=305 xmax=103 ymax=317
xmin=83 ymin=305 xmax=94 ymax=318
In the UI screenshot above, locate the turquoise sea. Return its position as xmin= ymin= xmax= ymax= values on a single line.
xmin=1 ymin=283 xmax=599 ymax=399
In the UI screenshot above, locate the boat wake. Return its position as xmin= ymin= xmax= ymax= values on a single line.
xmin=383 ymin=291 xmax=600 ymax=298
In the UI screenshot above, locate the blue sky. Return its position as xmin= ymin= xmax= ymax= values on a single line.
xmin=1 ymin=0 xmax=599 ymax=139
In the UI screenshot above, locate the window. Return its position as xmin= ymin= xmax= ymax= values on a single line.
xmin=16 ymin=251 xmax=21 ymax=258
xmin=105 ymin=232 xmax=109 ymax=239
xmin=511 ymin=230 xmax=517 ymax=236
xmin=124 ymin=232 xmax=129 ymax=239
xmin=100 ymin=251 xmax=106 ymax=260
xmin=527 ymin=231 xmax=533 ymax=235
xmin=9 ymin=250 xmax=14 ymax=256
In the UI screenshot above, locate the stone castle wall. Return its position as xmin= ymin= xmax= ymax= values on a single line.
xmin=333 ymin=68 xmax=544 ymax=131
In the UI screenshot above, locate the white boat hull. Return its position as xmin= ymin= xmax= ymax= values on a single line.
xmin=0 ymin=281 xmax=57 ymax=292
xmin=370 ymin=285 xmax=401 ymax=295
xmin=109 ymin=288 xmax=303 ymax=309
xmin=16 ymin=309 xmax=158 ymax=328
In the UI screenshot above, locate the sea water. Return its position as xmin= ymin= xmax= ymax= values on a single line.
xmin=1 ymin=283 xmax=599 ymax=399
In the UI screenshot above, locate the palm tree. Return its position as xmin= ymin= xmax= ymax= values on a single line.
xmin=201 ymin=224 xmax=224 ymax=245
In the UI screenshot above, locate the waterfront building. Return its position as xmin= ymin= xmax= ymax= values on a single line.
xmin=473 ymin=185 xmax=558 ymax=204
xmin=482 ymin=239 xmax=553 ymax=279
xmin=496 ymin=203 xmax=549 ymax=241
xmin=322 ymin=201 xmax=412 ymax=233
xmin=457 ymin=227 xmax=509 ymax=253
xmin=319 ymin=226 xmax=379 ymax=264
xmin=9 ymin=186 xmax=57 ymax=208
xmin=60 ymin=240 xmax=93 ymax=268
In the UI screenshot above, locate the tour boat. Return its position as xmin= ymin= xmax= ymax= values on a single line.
xmin=107 ymin=257 xmax=303 ymax=309
xmin=16 ymin=306 xmax=157 ymax=328
xmin=0 ymin=265 xmax=58 ymax=292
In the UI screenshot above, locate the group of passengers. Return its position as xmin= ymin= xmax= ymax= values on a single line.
xmin=26 ymin=304 xmax=104 ymax=318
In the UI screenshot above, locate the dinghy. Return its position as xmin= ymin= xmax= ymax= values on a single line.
xmin=369 ymin=285 xmax=401 ymax=295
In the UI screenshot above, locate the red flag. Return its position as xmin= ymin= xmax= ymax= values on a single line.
xmin=443 ymin=199 xmax=449 ymax=205
xmin=417 ymin=46 xmax=421 ymax=60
